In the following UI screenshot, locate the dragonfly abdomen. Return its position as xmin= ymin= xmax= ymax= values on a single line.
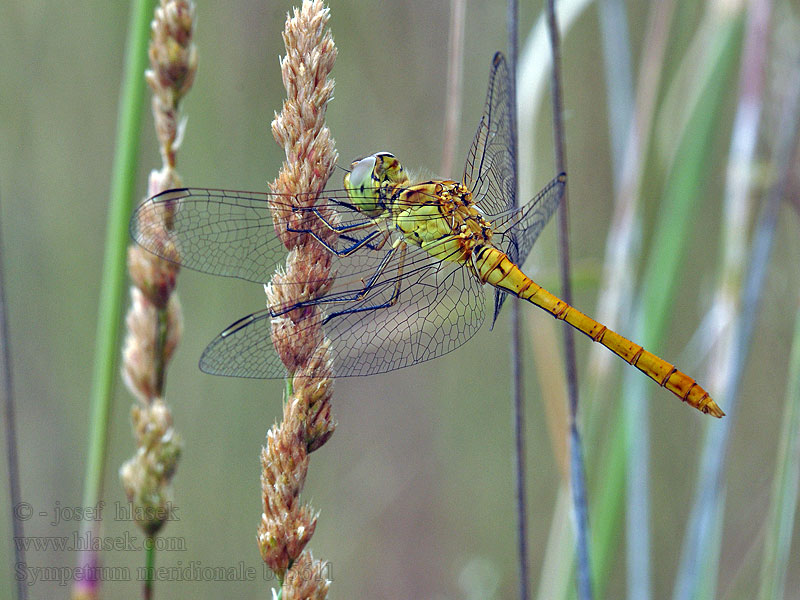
xmin=474 ymin=245 xmax=724 ymax=417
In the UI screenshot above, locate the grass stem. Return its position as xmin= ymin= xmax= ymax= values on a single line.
xmin=76 ymin=3 xmax=153 ymax=597
xmin=674 ymin=36 xmax=800 ymax=600
xmin=507 ymin=1 xmax=530 ymax=597
xmin=144 ymin=536 xmax=155 ymax=600
xmin=83 ymin=0 xmax=153 ymax=511
xmin=1 ymin=193 xmax=26 ymax=600
xmin=544 ymin=2 xmax=592 ymax=599
xmin=440 ymin=0 xmax=465 ymax=179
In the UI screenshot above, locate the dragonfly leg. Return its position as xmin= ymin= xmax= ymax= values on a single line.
xmin=287 ymin=208 xmax=391 ymax=254
xmin=284 ymin=223 xmax=388 ymax=256
xmin=270 ymin=240 xmax=406 ymax=319
xmin=288 ymin=205 xmax=381 ymax=235
xmin=319 ymin=241 xmax=409 ymax=324
xmin=336 ymin=230 xmax=391 ymax=256
xmin=308 ymin=205 xmax=375 ymax=232
xmin=353 ymin=238 xmax=406 ymax=302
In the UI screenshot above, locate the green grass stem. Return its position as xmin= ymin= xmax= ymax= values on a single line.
xmin=757 ymin=297 xmax=800 ymax=600
xmin=675 ymin=41 xmax=800 ymax=599
xmin=632 ymin=13 xmax=743 ymax=600
xmin=144 ymin=535 xmax=156 ymax=600
xmin=554 ymin=8 xmax=742 ymax=600
xmin=81 ymin=0 xmax=153 ymax=528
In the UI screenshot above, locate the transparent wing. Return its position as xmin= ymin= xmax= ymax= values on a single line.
xmin=462 ymin=52 xmax=566 ymax=263
xmin=132 ymin=187 xmax=371 ymax=284
xmin=133 ymin=185 xmax=490 ymax=378
xmin=199 ymin=242 xmax=487 ymax=378
xmin=493 ymin=174 xmax=567 ymax=266
xmin=463 ymin=52 xmax=516 ymax=218
xmin=132 ymin=186 xmax=444 ymax=285
xmin=462 ymin=53 xmax=567 ymax=323
xmin=489 ymin=174 xmax=566 ymax=323
xmin=131 ymin=50 xmax=560 ymax=377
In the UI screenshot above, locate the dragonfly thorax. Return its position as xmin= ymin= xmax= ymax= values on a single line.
xmin=393 ymin=180 xmax=495 ymax=265
xmin=343 ymin=152 xmax=495 ymax=265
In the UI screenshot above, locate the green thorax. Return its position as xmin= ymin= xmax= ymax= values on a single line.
xmin=344 ymin=152 xmax=495 ymax=264
xmin=393 ymin=180 xmax=494 ymax=262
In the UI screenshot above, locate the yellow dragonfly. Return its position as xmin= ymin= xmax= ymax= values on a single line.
xmin=132 ymin=52 xmax=723 ymax=418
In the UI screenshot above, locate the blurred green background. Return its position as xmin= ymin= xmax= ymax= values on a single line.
xmin=2 ymin=0 xmax=800 ymax=598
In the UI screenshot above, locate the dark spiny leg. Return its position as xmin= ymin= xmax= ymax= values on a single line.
xmin=322 ymin=242 xmax=408 ymax=324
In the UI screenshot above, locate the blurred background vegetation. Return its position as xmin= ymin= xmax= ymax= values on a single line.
xmin=2 ymin=0 xmax=800 ymax=598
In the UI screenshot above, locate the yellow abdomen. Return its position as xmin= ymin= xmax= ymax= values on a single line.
xmin=473 ymin=245 xmax=724 ymax=417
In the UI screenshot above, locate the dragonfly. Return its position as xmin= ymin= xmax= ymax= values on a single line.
xmin=132 ymin=52 xmax=723 ymax=418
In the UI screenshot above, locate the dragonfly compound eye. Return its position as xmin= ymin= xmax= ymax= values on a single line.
xmin=344 ymin=154 xmax=384 ymax=216
xmin=348 ymin=155 xmax=377 ymax=188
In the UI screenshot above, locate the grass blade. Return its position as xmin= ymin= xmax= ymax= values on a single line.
xmin=74 ymin=1 xmax=153 ymax=595
xmin=83 ymin=0 xmax=153 ymax=508
xmin=674 ymin=38 xmax=800 ymax=600
xmin=507 ymin=1 xmax=530 ymax=597
xmin=757 ymin=296 xmax=800 ymax=600
xmin=1 ymin=197 xmax=26 ymax=600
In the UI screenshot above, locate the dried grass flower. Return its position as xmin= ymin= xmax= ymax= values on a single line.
xmin=120 ymin=0 xmax=196 ymax=536
xmin=257 ymin=1 xmax=337 ymax=595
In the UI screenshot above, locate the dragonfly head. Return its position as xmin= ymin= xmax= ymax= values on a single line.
xmin=344 ymin=152 xmax=408 ymax=215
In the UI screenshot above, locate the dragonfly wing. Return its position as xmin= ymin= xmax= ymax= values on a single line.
xmin=462 ymin=53 xmax=569 ymax=324
xmin=324 ymin=249 xmax=487 ymax=376
xmin=493 ymin=174 xmax=567 ymax=266
xmin=131 ymin=187 xmax=381 ymax=284
xmin=132 ymin=187 xmax=287 ymax=283
xmin=199 ymin=310 xmax=288 ymax=378
xmin=463 ymin=52 xmax=516 ymax=217
xmin=489 ymin=174 xmax=567 ymax=324
xmin=198 ymin=243 xmax=488 ymax=378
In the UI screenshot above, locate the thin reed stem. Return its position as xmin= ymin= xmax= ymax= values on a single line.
xmin=83 ymin=0 xmax=153 ymax=514
xmin=75 ymin=2 xmax=153 ymax=598
xmin=506 ymin=2 xmax=530 ymax=599
xmin=544 ymin=2 xmax=591 ymax=599
xmin=1 ymin=194 xmax=26 ymax=600
xmin=510 ymin=291 xmax=529 ymax=600
xmin=674 ymin=38 xmax=800 ymax=600
xmin=440 ymin=0 xmax=465 ymax=178
xmin=144 ymin=537 xmax=155 ymax=600
xmin=757 ymin=293 xmax=800 ymax=600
